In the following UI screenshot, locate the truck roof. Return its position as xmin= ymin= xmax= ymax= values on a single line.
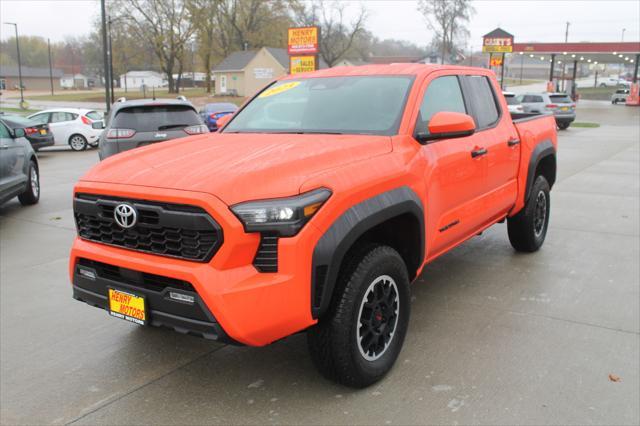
xmin=280 ymin=63 xmax=494 ymax=80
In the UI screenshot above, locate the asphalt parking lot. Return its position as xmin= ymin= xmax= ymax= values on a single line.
xmin=1 ymin=101 xmax=638 ymax=425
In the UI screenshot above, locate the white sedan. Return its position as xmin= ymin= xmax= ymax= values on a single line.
xmin=27 ymin=108 xmax=104 ymax=151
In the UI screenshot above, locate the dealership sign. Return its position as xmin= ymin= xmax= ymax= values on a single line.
xmin=290 ymin=56 xmax=316 ymax=75
xmin=482 ymin=28 xmax=514 ymax=53
xmin=288 ymin=26 xmax=319 ymax=55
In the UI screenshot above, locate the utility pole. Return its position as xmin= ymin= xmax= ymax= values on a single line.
xmin=621 ymin=28 xmax=626 ymax=42
xmin=47 ymin=38 xmax=54 ymax=95
xmin=108 ymin=16 xmax=115 ymax=104
xmin=562 ymin=22 xmax=570 ymax=92
xmin=4 ymin=22 xmax=24 ymax=106
xmin=565 ymin=22 xmax=570 ymax=42
xmin=100 ymin=0 xmax=111 ymax=113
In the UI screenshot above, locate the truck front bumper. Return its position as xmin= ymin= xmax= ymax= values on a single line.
xmin=69 ymin=182 xmax=321 ymax=346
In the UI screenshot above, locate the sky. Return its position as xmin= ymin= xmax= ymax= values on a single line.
xmin=0 ymin=0 xmax=638 ymax=49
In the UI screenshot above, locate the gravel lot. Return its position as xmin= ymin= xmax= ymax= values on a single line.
xmin=1 ymin=101 xmax=638 ymax=425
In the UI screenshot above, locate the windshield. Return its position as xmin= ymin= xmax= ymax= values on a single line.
xmin=224 ymin=76 xmax=414 ymax=136
xmin=112 ymin=105 xmax=201 ymax=132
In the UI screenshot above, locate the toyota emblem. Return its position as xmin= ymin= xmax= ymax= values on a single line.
xmin=114 ymin=204 xmax=137 ymax=229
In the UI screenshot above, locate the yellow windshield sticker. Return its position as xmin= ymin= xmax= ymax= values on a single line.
xmin=258 ymin=81 xmax=301 ymax=98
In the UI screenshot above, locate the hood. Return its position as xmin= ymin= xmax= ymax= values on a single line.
xmin=82 ymin=133 xmax=392 ymax=205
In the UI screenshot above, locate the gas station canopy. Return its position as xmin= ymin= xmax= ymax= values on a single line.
xmin=512 ymin=42 xmax=640 ymax=65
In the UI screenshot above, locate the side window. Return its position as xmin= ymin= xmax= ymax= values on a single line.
xmin=50 ymin=112 xmax=68 ymax=123
xmin=464 ymin=76 xmax=500 ymax=129
xmin=415 ymin=75 xmax=466 ymax=135
xmin=30 ymin=113 xmax=49 ymax=125
xmin=533 ymin=96 xmax=544 ymax=103
xmin=0 ymin=122 xmax=10 ymax=138
xmin=68 ymin=113 xmax=79 ymax=121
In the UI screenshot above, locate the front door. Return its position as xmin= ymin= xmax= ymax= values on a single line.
xmin=48 ymin=111 xmax=75 ymax=145
xmin=0 ymin=122 xmax=26 ymax=196
xmin=220 ymin=75 xmax=227 ymax=93
xmin=414 ymin=74 xmax=488 ymax=257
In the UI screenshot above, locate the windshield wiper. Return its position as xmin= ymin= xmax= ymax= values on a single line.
xmin=273 ymin=131 xmax=345 ymax=135
xmin=157 ymin=124 xmax=188 ymax=130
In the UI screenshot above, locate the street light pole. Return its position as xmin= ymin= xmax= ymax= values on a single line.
xmin=100 ymin=0 xmax=111 ymax=113
xmin=4 ymin=22 xmax=24 ymax=106
xmin=621 ymin=28 xmax=626 ymax=42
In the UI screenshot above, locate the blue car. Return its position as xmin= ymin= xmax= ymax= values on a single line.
xmin=199 ymin=103 xmax=238 ymax=132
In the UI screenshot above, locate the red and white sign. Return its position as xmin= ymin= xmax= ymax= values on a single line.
xmin=288 ymin=27 xmax=319 ymax=55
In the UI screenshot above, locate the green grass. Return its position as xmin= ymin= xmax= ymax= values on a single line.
xmin=571 ymin=122 xmax=600 ymax=128
xmin=24 ymin=87 xmax=242 ymax=104
xmin=0 ymin=106 xmax=40 ymax=115
xmin=502 ymin=78 xmax=542 ymax=87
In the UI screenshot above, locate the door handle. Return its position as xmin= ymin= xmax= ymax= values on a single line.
xmin=471 ymin=147 xmax=488 ymax=158
xmin=507 ymin=138 xmax=520 ymax=146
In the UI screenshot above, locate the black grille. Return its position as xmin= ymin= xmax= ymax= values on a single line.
xmin=74 ymin=194 xmax=223 ymax=262
xmin=78 ymin=258 xmax=195 ymax=292
xmin=253 ymin=232 xmax=278 ymax=272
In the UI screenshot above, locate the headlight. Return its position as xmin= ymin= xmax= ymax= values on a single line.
xmin=231 ymin=188 xmax=331 ymax=237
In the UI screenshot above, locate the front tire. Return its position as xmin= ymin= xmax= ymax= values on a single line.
xmin=307 ymin=245 xmax=410 ymax=388
xmin=69 ymin=134 xmax=87 ymax=151
xmin=507 ymin=175 xmax=550 ymax=252
xmin=18 ymin=160 xmax=40 ymax=205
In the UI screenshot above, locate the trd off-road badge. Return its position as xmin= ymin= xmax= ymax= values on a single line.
xmin=114 ymin=204 xmax=137 ymax=229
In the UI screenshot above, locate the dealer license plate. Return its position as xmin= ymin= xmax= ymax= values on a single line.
xmin=108 ymin=288 xmax=146 ymax=325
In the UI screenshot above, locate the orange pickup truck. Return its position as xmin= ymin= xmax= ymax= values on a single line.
xmin=70 ymin=64 xmax=557 ymax=387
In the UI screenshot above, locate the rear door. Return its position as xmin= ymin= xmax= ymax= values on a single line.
xmin=48 ymin=111 xmax=76 ymax=145
xmin=461 ymin=75 xmax=519 ymax=219
xmin=414 ymin=74 xmax=488 ymax=255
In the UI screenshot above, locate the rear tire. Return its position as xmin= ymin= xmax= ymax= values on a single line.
xmin=69 ymin=134 xmax=87 ymax=151
xmin=307 ymin=244 xmax=410 ymax=388
xmin=18 ymin=160 xmax=40 ymax=205
xmin=557 ymin=122 xmax=570 ymax=130
xmin=507 ymin=175 xmax=550 ymax=252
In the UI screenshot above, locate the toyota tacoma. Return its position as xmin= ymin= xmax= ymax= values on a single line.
xmin=70 ymin=64 xmax=557 ymax=388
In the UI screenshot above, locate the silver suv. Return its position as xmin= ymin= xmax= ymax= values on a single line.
xmin=516 ymin=92 xmax=576 ymax=130
xmin=611 ymin=89 xmax=630 ymax=104
xmin=97 ymin=98 xmax=208 ymax=160
xmin=0 ymin=118 xmax=40 ymax=206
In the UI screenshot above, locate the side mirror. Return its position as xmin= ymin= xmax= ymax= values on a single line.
xmin=216 ymin=113 xmax=233 ymax=131
xmin=416 ymin=111 xmax=476 ymax=143
xmin=92 ymin=121 xmax=105 ymax=130
xmin=13 ymin=128 xmax=25 ymax=138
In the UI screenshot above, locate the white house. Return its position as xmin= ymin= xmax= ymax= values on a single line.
xmin=119 ymin=71 xmax=166 ymax=90
xmin=60 ymin=73 xmax=89 ymax=89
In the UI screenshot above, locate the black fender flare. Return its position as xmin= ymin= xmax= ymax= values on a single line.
xmin=524 ymin=139 xmax=556 ymax=202
xmin=310 ymin=186 xmax=424 ymax=319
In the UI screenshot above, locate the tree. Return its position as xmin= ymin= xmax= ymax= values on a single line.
xmin=115 ymin=0 xmax=195 ymax=93
xmin=417 ymin=0 xmax=473 ymax=64
xmin=294 ymin=0 xmax=367 ymax=67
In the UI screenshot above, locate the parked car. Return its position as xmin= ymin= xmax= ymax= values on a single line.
xmin=517 ymin=92 xmax=575 ymax=130
xmin=27 ymin=108 xmax=103 ymax=151
xmin=503 ymin=91 xmax=524 ymax=113
xmin=0 ymin=118 xmax=40 ymax=206
xmin=0 ymin=113 xmax=54 ymax=151
xmin=70 ymin=65 xmax=557 ymax=388
xmin=97 ymin=98 xmax=208 ymax=160
xmin=599 ymin=77 xmax=631 ymax=88
xmin=611 ymin=88 xmax=630 ymax=104
xmin=199 ymin=102 xmax=238 ymax=131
